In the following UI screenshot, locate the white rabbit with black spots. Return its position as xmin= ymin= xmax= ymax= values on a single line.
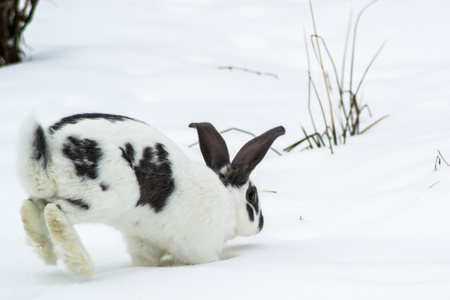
xmin=17 ymin=113 xmax=285 ymax=276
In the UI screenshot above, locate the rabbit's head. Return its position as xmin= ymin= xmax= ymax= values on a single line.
xmin=190 ymin=123 xmax=285 ymax=237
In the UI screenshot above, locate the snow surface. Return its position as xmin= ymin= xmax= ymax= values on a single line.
xmin=1 ymin=0 xmax=450 ymax=299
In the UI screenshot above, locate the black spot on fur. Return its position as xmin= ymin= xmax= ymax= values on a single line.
xmin=246 ymin=203 xmax=255 ymax=222
xmin=134 ymin=143 xmax=175 ymax=213
xmin=32 ymin=126 xmax=47 ymax=168
xmin=100 ymin=183 xmax=109 ymax=191
xmin=155 ymin=143 xmax=170 ymax=163
xmin=49 ymin=113 xmax=140 ymax=134
xmin=62 ymin=136 xmax=102 ymax=180
xmin=258 ymin=213 xmax=264 ymax=231
xmin=65 ymin=198 xmax=90 ymax=210
xmin=120 ymin=143 xmax=136 ymax=168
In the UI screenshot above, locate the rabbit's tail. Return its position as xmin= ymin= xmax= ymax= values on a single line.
xmin=17 ymin=115 xmax=56 ymax=199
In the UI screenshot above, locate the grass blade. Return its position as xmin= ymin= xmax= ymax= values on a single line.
xmin=359 ymin=115 xmax=389 ymax=134
xmin=355 ymin=40 xmax=386 ymax=96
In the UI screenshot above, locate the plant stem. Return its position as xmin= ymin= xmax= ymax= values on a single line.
xmin=304 ymin=29 xmax=319 ymax=135
xmin=341 ymin=9 xmax=353 ymax=93
xmin=349 ymin=0 xmax=378 ymax=94
xmin=355 ymin=40 xmax=386 ymax=96
xmin=438 ymin=150 xmax=450 ymax=166
xmin=309 ymin=0 xmax=337 ymax=148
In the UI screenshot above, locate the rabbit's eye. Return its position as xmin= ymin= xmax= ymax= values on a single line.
xmin=246 ymin=185 xmax=258 ymax=207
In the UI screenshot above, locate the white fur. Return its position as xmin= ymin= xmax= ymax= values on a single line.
xmin=17 ymin=116 xmax=262 ymax=276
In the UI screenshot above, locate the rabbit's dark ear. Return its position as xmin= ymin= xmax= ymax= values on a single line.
xmin=189 ymin=123 xmax=230 ymax=173
xmin=229 ymin=126 xmax=285 ymax=187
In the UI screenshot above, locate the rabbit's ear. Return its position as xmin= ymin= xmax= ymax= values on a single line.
xmin=229 ymin=126 xmax=285 ymax=187
xmin=189 ymin=123 xmax=230 ymax=173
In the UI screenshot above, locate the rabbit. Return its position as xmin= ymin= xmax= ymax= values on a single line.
xmin=17 ymin=113 xmax=285 ymax=276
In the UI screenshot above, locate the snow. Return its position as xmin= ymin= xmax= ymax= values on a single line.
xmin=1 ymin=0 xmax=450 ymax=299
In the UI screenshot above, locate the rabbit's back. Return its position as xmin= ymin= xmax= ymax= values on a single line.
xmin=18 ymin=114 xmax=186 ymax=223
